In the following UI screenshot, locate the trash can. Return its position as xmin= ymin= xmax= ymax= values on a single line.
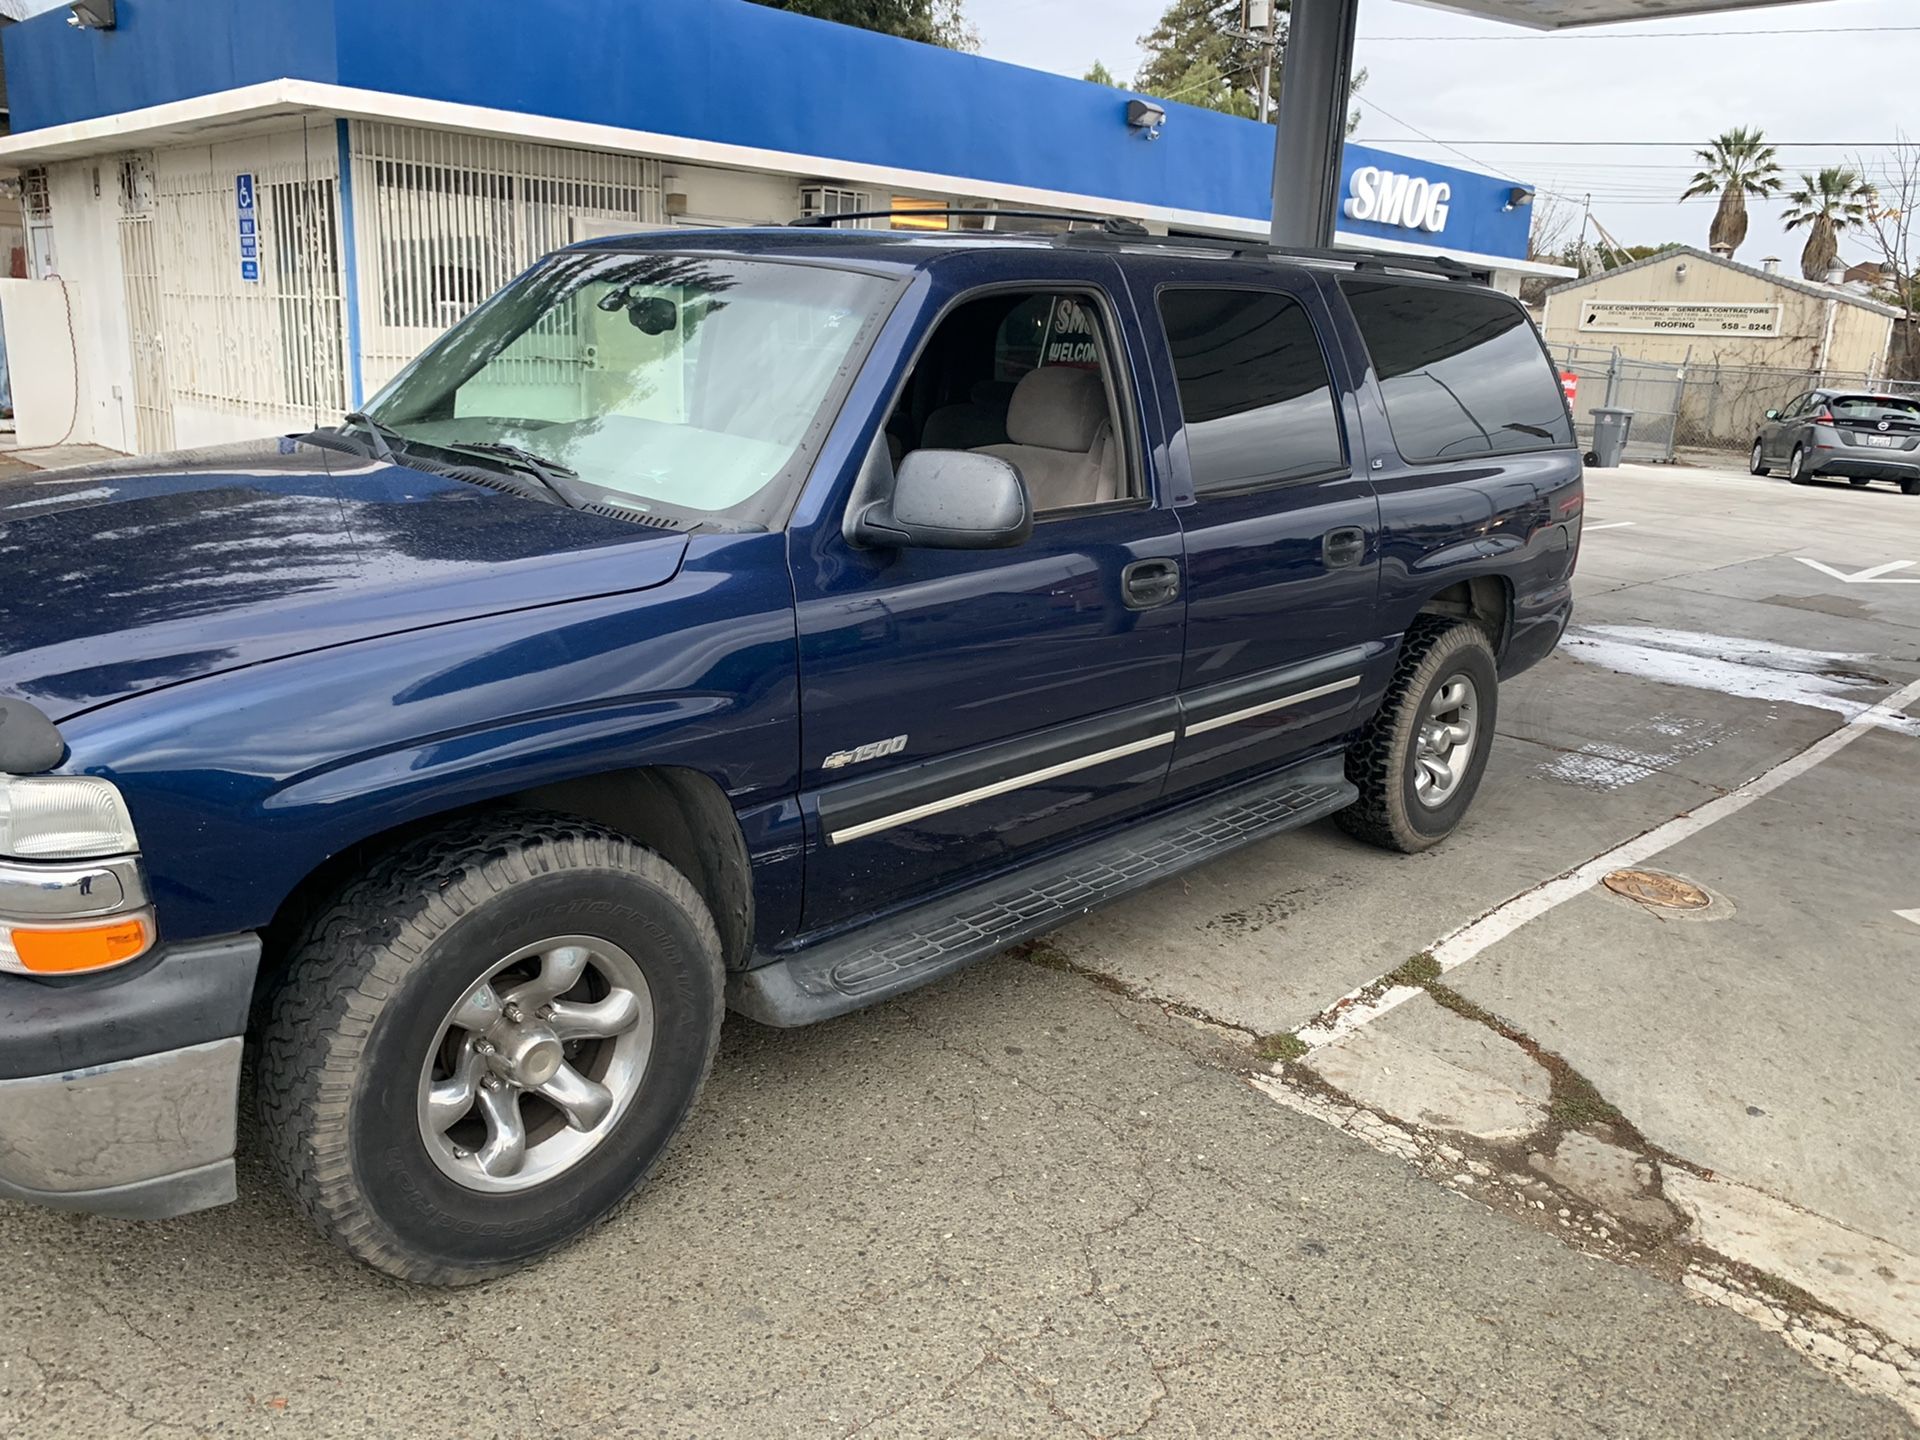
xmin=1587 ymin=408 xmax=1634 ymax=468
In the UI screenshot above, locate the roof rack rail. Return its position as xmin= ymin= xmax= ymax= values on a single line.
xmin=785 ymin=208 xmax=1493 ymax=283
xmin=1056 ymin=228 xmax=1494 ymax=283
xmin=788 ymin=207 xmax=1148 ymax=234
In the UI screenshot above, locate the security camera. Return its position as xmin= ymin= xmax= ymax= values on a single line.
xmin=67 ymin=0 xmax=116 ymax=29
xmin=1126 ymin=100 xmax=1167 ymax=141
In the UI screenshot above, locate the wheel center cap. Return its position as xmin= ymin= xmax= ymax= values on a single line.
xmin=492 ymin=1024 xmax=564 ymax=1087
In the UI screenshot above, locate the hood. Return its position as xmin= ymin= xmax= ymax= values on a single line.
xmin=0 ymin=437 xmax=690 ymax=721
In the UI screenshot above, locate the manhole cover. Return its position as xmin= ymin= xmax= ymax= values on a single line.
xmin=1603 ymin=868 xmax=1712 ymax=910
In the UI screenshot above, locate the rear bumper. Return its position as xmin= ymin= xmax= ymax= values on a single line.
xmin=1814 ymin=452 xmax=1920 ymax=480
xmin=0 ymin=933 xmax=259 ymax=1219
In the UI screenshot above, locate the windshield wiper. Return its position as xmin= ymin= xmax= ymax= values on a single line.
xmin=342 ymin=411 xmax=405 ymax=462
xmin=446 ymin=441 xmax=589 ymax=509
xmin=1503 ymin=422 xmax=1556 ymax=440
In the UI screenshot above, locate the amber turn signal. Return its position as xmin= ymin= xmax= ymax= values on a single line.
xmin=9 ymin=913 xmax=154 ymax=975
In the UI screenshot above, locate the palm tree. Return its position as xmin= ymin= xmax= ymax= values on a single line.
xmin=1783 ymin=167 xmax=1878 ymax=281
xmin=1681 ymin=127 xmax=1783 ymax=257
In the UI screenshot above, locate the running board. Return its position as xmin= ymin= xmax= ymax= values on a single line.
xmin=728 ymin=753 xmax=1355 ymax=1027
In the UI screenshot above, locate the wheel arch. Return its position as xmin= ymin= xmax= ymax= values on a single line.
xmin=258 ymin=765 xmax=755 ymax=1013
xmin=1411 ymin=574 xmax=1512 ymax=658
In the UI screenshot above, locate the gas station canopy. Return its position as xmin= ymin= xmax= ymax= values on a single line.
xmin=1407 ymin=0 xmax=1823 ymax=28
xmin=1271 ymin=0 xmax=1831 ymax=247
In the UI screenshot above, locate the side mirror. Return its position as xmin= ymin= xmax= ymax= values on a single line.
xmin=1765 ymin=409 xmax=1781 ymax=420
xmin=851 ymin=449 xmax=1033 ymax=550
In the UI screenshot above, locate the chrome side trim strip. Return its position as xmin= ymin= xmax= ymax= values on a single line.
xmin=828 ymin=731 xmax=1178 ymax=846
xmin=1183 ymin=675 xmax=1360 ymax=738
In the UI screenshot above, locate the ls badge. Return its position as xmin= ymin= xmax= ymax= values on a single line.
xmin=822 ymin=735 xmax=908 ymax=770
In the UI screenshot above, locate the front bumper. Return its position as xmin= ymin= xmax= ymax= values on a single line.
xmin=0 ymin=933 xmax=260 ymax=1218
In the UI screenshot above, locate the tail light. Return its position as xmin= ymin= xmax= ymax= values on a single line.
xmin=1813 ymin=411 xmax=1836 ymax=425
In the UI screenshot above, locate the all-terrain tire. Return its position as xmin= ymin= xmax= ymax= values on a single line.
xmin=255 ymin=812 xmax=724 ymax=1285
xmin=1336 ymin=620 xmax=1499 ymax=854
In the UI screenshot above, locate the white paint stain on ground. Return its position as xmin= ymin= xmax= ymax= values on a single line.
xmin=1559 ymin=625 xmax=1919 ymax=736
xmin=1538 ymin=713 xmax=1727 ymax=793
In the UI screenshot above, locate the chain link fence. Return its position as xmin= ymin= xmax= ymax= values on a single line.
xmin=1547 ymin=344 xmax=1682 ymax=463
xmin=1548 ymin=343 xmax=1920 ymax=462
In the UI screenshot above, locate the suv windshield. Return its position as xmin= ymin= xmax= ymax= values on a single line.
xmin=365 ymin=251 xmax=895 ymax=525
xmin=1829 ymin=395 xmax=1920 ymax=424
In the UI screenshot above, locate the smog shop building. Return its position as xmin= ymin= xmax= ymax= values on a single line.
xmin=0 ymin=0 xmax=1563 ymax=457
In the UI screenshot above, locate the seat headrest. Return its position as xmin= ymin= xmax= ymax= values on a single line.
xmin=1005 ymin=366 xmax=1108 ymax=453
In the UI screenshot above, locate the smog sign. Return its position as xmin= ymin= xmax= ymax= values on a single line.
xmin=1578 ymin=300 xmax=1781 ymax=337
xmin=235 ymin=172 xmax=260 ymax=283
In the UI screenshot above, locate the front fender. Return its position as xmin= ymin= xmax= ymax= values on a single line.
xmin=57 ymin=533 xmax=799 ymax=943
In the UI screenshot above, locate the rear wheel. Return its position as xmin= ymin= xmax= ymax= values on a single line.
xmin=256 ymin=813 xmax=724 ymax=1284
xmin=1750 ymin=439 xmax=1770 ymax=476
xmin=1788 ymin=446 xmax=1813 ymax=484
xmin=1338 ymin=621 xmax=1499 ymax=854
xmin=1849 ymin=477 xmax=1874 ymax=487
xmin=1903 ymin=478 xmax=1920 ymax=496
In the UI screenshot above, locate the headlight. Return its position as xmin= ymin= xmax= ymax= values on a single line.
xmin=0 ymin=774 xmax=139 ymax=859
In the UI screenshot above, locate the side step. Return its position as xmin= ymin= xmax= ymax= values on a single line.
xmin=727 ymin=753 xmax=1356 ymax=1027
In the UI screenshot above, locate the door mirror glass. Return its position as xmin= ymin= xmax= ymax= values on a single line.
xmin=1765 ymin=408 xmax=1781 ymax=420
xmin=852 ymin=450 xmax=1033 ymax=550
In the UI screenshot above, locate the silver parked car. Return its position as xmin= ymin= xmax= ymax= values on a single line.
xmin=1751 ymin=389 xmax=1920 ymax=494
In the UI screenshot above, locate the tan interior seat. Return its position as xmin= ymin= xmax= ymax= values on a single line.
xmin=975 ymin=367 xmax=1120 ymax=511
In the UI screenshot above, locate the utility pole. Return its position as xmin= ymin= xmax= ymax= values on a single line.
xmin=1248 ymin=0 xmax=1277 ymax=121
xmin=1268 ymin=0 xmax=1360 ymax=248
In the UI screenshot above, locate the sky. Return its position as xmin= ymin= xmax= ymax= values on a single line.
xmin=966 ymin=0 xmax=1919 ymax=271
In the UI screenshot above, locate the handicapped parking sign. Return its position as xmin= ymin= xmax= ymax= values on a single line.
xmin=235 ymin=171 xmax=260 ymax=283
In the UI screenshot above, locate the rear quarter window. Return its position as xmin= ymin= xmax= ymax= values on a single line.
xmin=1340 ymin=280 xmax=1574 ymax=464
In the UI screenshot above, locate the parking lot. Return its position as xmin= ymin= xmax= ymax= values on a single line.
xmin=4 ymin=458 xmax=1918 ymax=1438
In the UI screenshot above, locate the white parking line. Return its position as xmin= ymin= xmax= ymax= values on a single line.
xmin=1796 ymin=558 xmax=1920 ymax=585
xmin=1297 ymin=671 xmax=1920 ymax=1050
xmin=1583 ymin=521 xmax=1636 ymax=531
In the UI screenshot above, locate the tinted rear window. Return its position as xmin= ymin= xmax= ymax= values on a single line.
xmin=1340 ymin=280 xmax=1574 ymax=463
xmin=1829 ymin=395 xmax=1920 ymax=422
xmin=1157 ymin=288 xmax=1346 ymax=493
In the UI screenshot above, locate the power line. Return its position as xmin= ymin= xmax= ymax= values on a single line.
xmin=1355 ymin=96 xmax=1520 ymax=183
xmin=1359 ymin=25 xmax=1920 ymax=41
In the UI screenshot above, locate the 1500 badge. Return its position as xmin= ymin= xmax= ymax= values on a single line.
xmin=822 ymin=735 xmax=908 ymax=769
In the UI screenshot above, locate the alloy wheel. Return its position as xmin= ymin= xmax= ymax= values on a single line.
xmin=417 ymin=936 xmax=655 ymax=1193
xmin=1412 ymin=673 xmax=1479 ymax=808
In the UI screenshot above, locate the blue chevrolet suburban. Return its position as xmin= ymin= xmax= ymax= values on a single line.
xmin=0 ymin=220 xmax=1582 ymax=1282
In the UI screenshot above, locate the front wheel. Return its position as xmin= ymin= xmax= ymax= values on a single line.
xmin=1750 ymin=439 xmax=1770 ymax=476
xmin=1338 ymin=621 xmax=1499 ymax=854
xmin=256 ymin=814 xmax=725 ymax=1284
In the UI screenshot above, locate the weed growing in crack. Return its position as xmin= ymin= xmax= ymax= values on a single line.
xmin=1255 ymin=1033 xmax=1309 ymax=1063
xmin=1385 ymin=952 xmax=1442 ymax=988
